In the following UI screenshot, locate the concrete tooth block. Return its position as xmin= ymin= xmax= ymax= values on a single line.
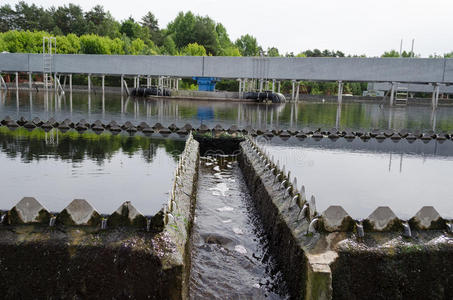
xmin=197 ymin=124 xmax=210 ymax=133
xmin=1 ymin=115 xmax=12 ymax=125
xmin=158 ymin=127 xmax=172 ymax=135
xmin=17 ymin=116 xmax=27 ymax=126
xmin=107 ymin=120 xmax=118 ymax=128
xmin=57 ymin=199 xmax=102 ymax=226
xmin=122 ymin=121 xmax=134 ymax=130
xmin=214 ymin=124 xmax=224 ymax=132
xmin=137 ymin=121 xmax=149 ymax=130
xmin=228 ymin=125 xmax=239 ymax=133
xmin=92 ymin=120 xmax=103 ymax=127
xmin=182 ymin=123 xmax=193 ymax=131
xmin=6 ymin=120 xmax=19 ymax=128
xmin=24 ymin=121 xmax=36 ymax=129
xmin=321 ymin=206 xmax=354 ymax=232
xmin=409 ymin=206 xmax=445 ymax=230
xmin=168 ymin=123 xmax=179 ymax=132
xmin=48 ymin=118 xmax=58 ymax=127
xmin=8 ymin=197 xmax=51 ymax=224
xmin=32 ymin=117 xmax=42 ymax=126
xmin=364 ymin=206 xmax=402 ymax=231
xmin=309 ymin=195 xmax=316 ymax=218
xmin=107 ymin=201 xmax=147 ymax=227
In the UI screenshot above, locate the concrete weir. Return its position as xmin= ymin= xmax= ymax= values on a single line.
xmin=240 ymin=137 xmax=453 ymax=299
xmin=0 ymin=134 xmax=200 ymax=299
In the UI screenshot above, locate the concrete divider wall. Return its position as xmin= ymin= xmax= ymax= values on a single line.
xmin=1 ymin=53 xmax=453 ymax=83
xmin=240 ymin=136 xmax=453 ymax=299
xmin=0 ymin=132 xmax=200 ymax=299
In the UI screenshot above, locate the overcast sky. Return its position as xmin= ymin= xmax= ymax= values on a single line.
xmin=4 ymin=0 xmax=453 ymax=57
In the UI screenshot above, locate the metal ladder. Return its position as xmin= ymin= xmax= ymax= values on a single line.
xmin=42 ymin=37 xmax=56 ymax=89
xmin=395 ymin=87 xmax=408 ymax=105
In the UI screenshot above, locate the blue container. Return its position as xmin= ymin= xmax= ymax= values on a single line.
xmin=193 ymin=77 xmax=219 ymax=91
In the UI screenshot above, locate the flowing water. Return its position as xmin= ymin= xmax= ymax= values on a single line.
xmin=258 ymin=136 xmax=453 ymax=219
xmin=189 ymin=156 xmax=288 ymax=299
xmin=1 ymin=90 xmax=453 ymax=131
xmin=0 ymin=127 xmax=184 ymax=215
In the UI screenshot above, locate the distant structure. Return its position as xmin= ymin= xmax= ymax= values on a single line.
xmin=193 ymin=77 xmax=219 ymax=91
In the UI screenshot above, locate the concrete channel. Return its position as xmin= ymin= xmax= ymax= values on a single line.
xmin=0 ymin=121 xmax=452 ymax=298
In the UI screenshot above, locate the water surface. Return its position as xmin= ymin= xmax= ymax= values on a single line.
xmin=190 ymin=156 xmax=287 ymax=299
xmin=258 ymin=137 xmax=453 ymax=220
xmin=0 ymin=127 xmax=185 ymax=215
xmin=1 ymin=90 xmax=453 ymax=131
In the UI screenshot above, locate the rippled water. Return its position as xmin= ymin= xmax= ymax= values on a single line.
xmin=1 ymin=90 xmax=453 ymax=131
xmin=0 ymin=127 xmax=185 ymax=215
xmin=258 ymin=137 xmax=453 ymax=219
xmin=190 ymin=156 xmax=288 ymax=299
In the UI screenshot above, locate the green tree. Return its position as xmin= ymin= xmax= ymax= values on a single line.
xmin=267 ymin=47 xmax=279 ymax=57
xmin=235 ymin=34 xmax=261 ymax=56
xmin=161 ymin=35 xmax=177 ymax=55
xmin=381 ymin=50 xmax=400 ymax=57
xmin=141 ymin=11 xmax=162 ymax=45
xmin=222 ymin=46 xmax=241 ymax=56
xmin=181 ymin=42 xmax=206 ymax=56
xmin=80 ymin=34 xmax=111 ymax=54
xmin=0 ymin=4 xmax=16 ymax=32
xmin=53 ymin=4 xmax=86 ymax=35
xmin=85 ymin=5 xmax=120 ymax=38
xmin=120 ymin=17 xmax=142 ymax=39
xmin=56 ymin=33 xmax=81 ymax=54
xmin=167 ymin=11 xmax=196 ymax=49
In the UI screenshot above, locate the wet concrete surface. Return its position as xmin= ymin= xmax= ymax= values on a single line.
xmin=189 ymin=156 xmax=288 ymax=299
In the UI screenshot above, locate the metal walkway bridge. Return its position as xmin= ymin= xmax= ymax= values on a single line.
xmin=0 ymin=53 xmax=452 ymax=106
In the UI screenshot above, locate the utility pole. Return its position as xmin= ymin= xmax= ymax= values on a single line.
xmin=411 ymin=39 xmax=415 ymax=58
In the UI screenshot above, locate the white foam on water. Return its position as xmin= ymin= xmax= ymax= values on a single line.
xmin=217 ymin=206 xmax=234 ymax=212
xmin=232 ymin=227 xmax=244 ymax=235
xmin=234 ymin=245 xmax=247 ymax=254
xmin=213 ymin=166 xmax=220 ymax=172
xmin=209 ymin=182 xmax=229 ymax=196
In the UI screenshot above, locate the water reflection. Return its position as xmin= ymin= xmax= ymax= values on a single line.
xmin=258 ymin=137 xmax=453 ymax=220
xmin=0 ymin=127 xmax=185 ymax=215
xmin=1 ymin=90 xmax=453 ymax=132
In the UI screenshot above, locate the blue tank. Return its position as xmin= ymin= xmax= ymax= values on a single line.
xmin=193 ymin=77 xmax=219 ymax=91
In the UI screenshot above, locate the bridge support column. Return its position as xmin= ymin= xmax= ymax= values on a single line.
xmin=15 ymin=72 xmax=19 ymax=90
xmin=259 ymin=79 xmax=263 ymax=92
xmin=238 ymin=78 xmax=242 ymax=98
xmin=389 ymin=82 xmax=395 ymax=106
xmin=291 ymin=80 xmax=296 ymax=101
xmin=28 ymin=72 xmax=32 ymax=90
xmin=432 ymin=84 xmax=439 ymax=109
xmin=337 ymin=80 xmax=343 ymax=103
xmin=176 ymin=78 xmax=180 ymax=91
xmin=101 ymin=75 xmax=105 ymax=94
xmin=54 ymin=72 xmax=57 ymax=92
xmin=272 ymin=79 xmax=275 ymax=92
xmin=121 ymin=75 xmax=124 ymax=95
xmin=147 ymin=76 xmax=150 ymax=88
xmin=69 ymin=74 xmax=72 ymax=93
xmin=88 ymin=74 xmax=91 ymax=93
xmin=137 ymin=75 xmax=140 ymax=89
xmin=295 ymin=81 xmax=300 ymax=101
xmin=278 ymin=81 xmax=281 ymax=93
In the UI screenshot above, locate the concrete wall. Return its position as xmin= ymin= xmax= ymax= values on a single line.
xmin=1 ymin=53 xmax=452 ymax=83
